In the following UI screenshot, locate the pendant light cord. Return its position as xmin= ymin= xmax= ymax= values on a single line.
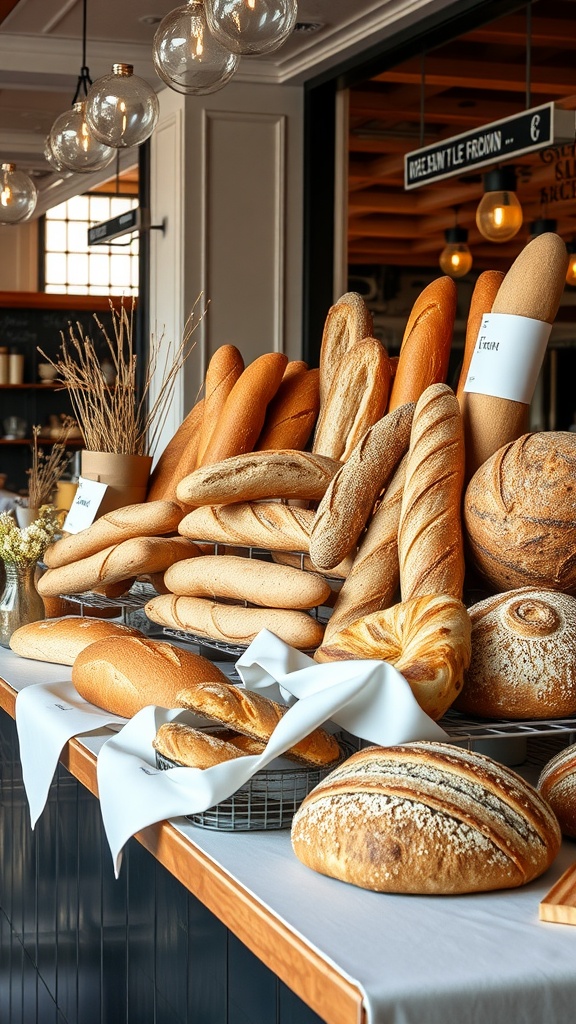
xmin=72 ymin=0 xmax=92 ymax=104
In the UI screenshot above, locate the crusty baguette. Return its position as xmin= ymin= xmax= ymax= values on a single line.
xmin=388 ymin=276 xmax=456 ymax=412
xmin=175 ymin=679 xmax=341 ymax=767
xmin=144 ymin=593 xmax=325 ymax=650
xmin=256 ymin=367 xmax=320 ymax=451
xmin=179 ymin=501 xmax=314 ymax=553
xmin=164 ymin=554 xmax=331 ymax=609
xmin=153 ymin=721 xmax=246 ymax=768
xmin=398 ymin=383 xmax=465 ymax=602
xmin=272 ymin=551 xmax=354 ymax=579
xmin=9 ymin=615 xmax=143 ymax=666
xmin=176 ymin=449 xmax=339 ymax=507
xmin=282 ymin=359 xmax=308 ymax=379
xmin=318 ymin=292 xmax=373 ymax=407
xmin=456 ymin=270 xmax=504 ymax=403
xmin=44 ymin=500 xmax=183 ymax=568
xmin=312 ymin=338 xmax=391 ymax=462
xmin=195 ymin=344 xmax=244 ymax=467
xmin=198 ymin=352 xmax=288 ymax=466
xmin=146 ymin=400 xmax=204 ymax=505
xmin=38 ymin=536 xmax=199 ymax=597
xmin=309 ymin=403 xmax=414 ymax=571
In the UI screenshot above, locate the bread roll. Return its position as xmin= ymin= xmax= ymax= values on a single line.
xmin=72 ymin=636 xmax=229 ymax=717
xmin=398 ymin=383 xmax=465 ymax=602
xmin=454 ymin=588 xmax=576 ymax=719
xmin=44 ymin=500 xmax=183 ymax=569
xmin=388 ymin=277 xmax=456 ymax=412
xmin=175 ymin=679 xmax=341 ymax=767
xmin=164 ymin=554 xmax=331 ymax=609
xmin=315 ymin=593 xmax=471 ymax=721
xmin=144 ymin=593 xmax=325 ymax=650
xmin=9 ymin=616 xmax=143 ymax=666
xmin=464 ymin=431 xmax=576 ymax=594
xmin=196 ymin=345 xmax=245 ymax=467
xmin=538 ymin=743 xmax=576 ymax=838
xmin=179 ymin=501 xmax=314 ymax=553
xmin=318 ymin=292 xmax=373 ymax=407
xmin=310 ymin=403 xmax=414 ymax=571
xmin=198 ymin=352 xmax=288 ymax=466
xmin=256 ymin=368 xmax=320 ymax=451
xmin=291 ymin=742 xmax=561 ymax=894
xmin=176 ymin=450 xmax=339 ymax=508
xmin=146 ymin=400 xmax=204 ymax=505
xmin=38 ymin=536 xmax=199 ymax=597
xmin=153 ymin=722 xmax=245 ymax=769
xmin=312 ymin=338 xmax=391 ymax=462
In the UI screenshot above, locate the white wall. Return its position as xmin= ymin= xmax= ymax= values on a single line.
xmin=0 ymin=219 xmax=38 ymax=291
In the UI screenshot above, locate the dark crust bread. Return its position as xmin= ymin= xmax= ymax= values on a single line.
xmin=538 ymin=742 xmax=576 ymax=838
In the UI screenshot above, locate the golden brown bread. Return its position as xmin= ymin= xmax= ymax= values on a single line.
xmin=72 ymin=636 xmax=229 ymax=717
xmin=9 ymin=615 xmax=142 ymax=666
xmin=176 ymin=449 xmax=339 ymax=507
xmin=44 ymin=500 xmax=183 ymax=568
xmin=196 ymin=344 xmax=245 ymax=467
xmin=538 ymin=742 xmax=576 ymax=838
xmin=398 ymin=383 xmax=465 ymax=602
xmin=456 ymin=270 xmax=504 ymax=403
xmin=146 ymin=400 xmax=204 ymax=505
xmin=291 ymin=742 xmax=561 ymax=893
xmin=256 ymin=367 xmax=320 ymax=451
xmin=175 ymin=679 xmax=341 ymax=767
xmin=315 ymin=593 xmax=472 ymax=721
xmin=163 ymin=554 xmax=331 ymax=609
xmin=153 ymin=722 xmax=246 ymax=768
xmin=388 ymin=277 xmax=456 ymax=412
xmin=309 ymin=403 xmax=414 ymax=571
xmin=179 ymin=501 xmax=314 ymax=552
xmin=271 ymin=550 xmax=354 ymax=580
xmin=318 ymin=292 xmax=373 ymax=407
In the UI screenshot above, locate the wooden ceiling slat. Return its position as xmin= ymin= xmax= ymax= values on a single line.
xmin=373 ymin=58 xmax=576 ymax=97
xmin=466 ymin=16 xmax=576 ymax=50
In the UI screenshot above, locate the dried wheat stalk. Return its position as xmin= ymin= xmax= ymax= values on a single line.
xmin=26 ymin=423 xmax=74 ymax=508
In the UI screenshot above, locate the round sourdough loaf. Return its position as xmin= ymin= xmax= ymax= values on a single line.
xmin=71 ymin=636 xmax=228 ymax=717
xmin=464 ymin=431 xmax=576 ymax=593
xmin=9 ymin=616 xmax=143 ymax=666
xmin=291 ymin=741 xmax=561 ymax=894
xmin=454 ymin=588 xmax=576 ymax=719
xmin=538 ymin=743 xmax=576 ymax=838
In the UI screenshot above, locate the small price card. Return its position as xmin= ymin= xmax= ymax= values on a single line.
xmin=63 ymin=477 xmax=108 ymax=534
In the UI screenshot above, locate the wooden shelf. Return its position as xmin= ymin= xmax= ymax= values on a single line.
xmin=0 ymin=383 xmax=62 ymax=390
xmin=0 ymin=437 xmax=83 ymax=446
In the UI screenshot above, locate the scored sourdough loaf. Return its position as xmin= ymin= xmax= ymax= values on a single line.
xmin=290 ymin=741 xmax=561 ymax=894
xmin=316 ymin=593 xmax=471 ymax=721
xmin=256 ymin=367 xmax=320 ymax=451
xmin=388 ymin=276 xmax=456 ymax=412
xmin=318 ymin=291 xmax=373 ymax=407
xmin=179 ymin=502 xmax=314 ymax=552
xmin=38 ymin=536 xmax=199 ymax=597
xmin=176 ymin=450 xmax=339 ymax=507
xmin=44 ymin=500 xmax=184 ymax=568
xmin=538 ymin=743 xmax=576 ymax=838
xmin=175 ymin=679 xmax=341 ymax=767
xmin=195 ymin=344 xmax=245 ymax=467
xmin=9 ymin=616 xmax=143 ymax=666
xmin=72 ymin=636 xmax=229 ymax=717
xmin=146 ymin=400 xmax=204 ymax=506
xmin=164 ymin=554 xmax=332 ymax=609
xmin=144 ymin=593 xmax=326 ymax=650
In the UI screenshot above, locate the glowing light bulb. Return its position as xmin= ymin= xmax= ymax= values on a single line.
xmin=86 ymin=64 xmax=159 ymax=148
xmin=205 ymin=0 xmax=298 ymax=55
xmin=49 ymin=102 xmax=116 ymax=173
xmin=0 ymin=163 xmax=37 ymax=225
xmin=566 ymin=243 xmax=576 ymax=287
xmin=476 ymin=168 xmax=523 ymax=243
xmin=153 ymin=2 xmax=238 ymax=95
xmin=438 ymin=227 xmax=473 ymax=278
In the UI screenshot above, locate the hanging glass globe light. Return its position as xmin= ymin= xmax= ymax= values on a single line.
xmin=49 ymin=102 xmax=116 ymax=173
xmin=0 ymin=163 xmax=38 ymax=225
xmin=85 ymin=65 xmax=159 ymax=148
xmin=204 ymin=0 xmax=298 ymax=55
xmin=153 ymin=2 xmax=239 ymax=95
xmin=43 ymin=134 xmax=73 ymax=176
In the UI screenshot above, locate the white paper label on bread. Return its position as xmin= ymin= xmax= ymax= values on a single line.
xmin=63 ymin=477 xmax=108 ymax=534
xmin=463 ymin=312 xmax=552 ymax=404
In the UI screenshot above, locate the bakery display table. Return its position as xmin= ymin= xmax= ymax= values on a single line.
xmin=1 ymin=645 xmax=576 ymax=1024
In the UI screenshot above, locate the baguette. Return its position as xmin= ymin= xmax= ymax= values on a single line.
xmin=198 ymin=352 xmax=288 ymax=466
xmin=179 ymin=501 xmax=314 ymax=553
xmin=388 ymin=276 xmax=456 ymax=412
xmin=38 ymin=535 xmax=198 ymax=597
xmin=456 ymin=270 xmax=504 ymax=403
xmin=398 ymin=383 xmax=465 ymax=602
xmin=309 ymin=403 xmax=414 ymax=571
xmin=282 ymin=359 xmax=308 ymax=379
xmin=144 ymin=593 xmax=325 ymax=650
xmin=146 ymin=400 xmax=204 ymax=504
xmin=256 ymin=368 xmax=320 ymax=451
xmin=9 ymin=615 xmax=143 ymax=666
xmin=164 ymin=554 xmax=332 ymax=609
xmin=195 ymin=344 xmax=244 ymax=467
xmin=44 ymin=500 xmax=183 ymax=568
xmin=312 ymin=338 xmax=391 ymax=462
xmin=176 ymin=450 xmax=339 ymax=507
xmin=318 ymin=292 xmax=373 ymax=406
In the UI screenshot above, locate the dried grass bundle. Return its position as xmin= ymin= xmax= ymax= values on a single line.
xmin=26 ymin=423 xmax=74 ymax=508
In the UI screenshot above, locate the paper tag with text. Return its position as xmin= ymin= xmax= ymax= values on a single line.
xmin=63 ymin=477 xmax=108 ymax=534
xmin=463 ymin=312 xmax=552 ymax=404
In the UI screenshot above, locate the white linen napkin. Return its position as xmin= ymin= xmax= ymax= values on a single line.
xmin=97 ymin=630 xmax=448 ymax=875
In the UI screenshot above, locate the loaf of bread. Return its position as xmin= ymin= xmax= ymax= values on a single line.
xmin=175 ymin=679 xmax=341 ymax=767
xmin=318 ymin=292 xmax=373 ymax=407
xmin=315 ymin=593 xmax=471 ymax=721
xmin=164 ymin=554 xmax=331 ymax=609
xmin=312 ymin=338 xmax=391 ymax=462
xmin=72 ymin=636 xmax=229 ymax=717
xmin=454 ymin=588 xmax=576 ymax=719
xmin=144 ymin=593 xmax=325 ymax=650
xmin=388 ymin=276 xmax=456 ymax=412
xmin=538 ymin=743 xmax=576 ymax=838
xmin=291 ymin=742 xmax=561 ymax=893
xmin=309 ymin=403 xmax=414 ymax=571
xmin=398 ymin=383 xmax=465 ymax=602
xmin=9 ymin=616 xmax=143 ymax=666
xmin=195 ymin=344 xmax=245 ymax=467
xmin=256 ymin=367 xmax=320 ymax=451
xmin=198 ymin=352 xmax=288 ymax=466
xmin=44 ymin=500 xmax=184 ymax=569
xmin=176 ymin=450 xmax=339 ymax=507
xmin=272 ymin=550 xmax=355 ymax=580
xmin=464 ymin=431 xmax=576 ymax=594
xmin=38 ymin=536 xmax=199 ymax=597
xmin=153 ymin=722 xmax=246 ymax=768
xmin=179 ymin=501 xmax=314 ymax=553
xmin=146 ymin=400 xmax=204 ymax=505
xmin=456 ymin=270 xmax=504 ymax=403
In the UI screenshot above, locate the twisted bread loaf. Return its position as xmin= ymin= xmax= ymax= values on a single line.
xmin=538 ymin=743 xmax=576 ymax=838
xmin=318 ymin=291 xmax=373 ymax=407
xmin=176 ymin=450 xmax=339 ymax=507
xmin=179 ymin=501 xmax=314 ymax=552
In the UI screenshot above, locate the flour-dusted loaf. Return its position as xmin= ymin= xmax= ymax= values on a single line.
xmin=538 ymin=743 xmax=576 ymax=838
xmin=9 ymin=615 xmax=143 ymax=666
xmin=318 ymin=292 xmax=374 ymax=407
xmin=176 ymin=450 xmax=339 ymax=507
xmin=291 ymin=742 xmax=561 ymax=894
xmin=454 ymin=588 xmax=576 ymax=719
xmin=153 ymin=722 xmax=247 ymax=769
xmin=44 ymin=500 xmax=184 ymax=568
xmin=164 ymin=554 xmax=331 ymax=609
xmin=179 ymin=501 xmax=314 ymax=553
